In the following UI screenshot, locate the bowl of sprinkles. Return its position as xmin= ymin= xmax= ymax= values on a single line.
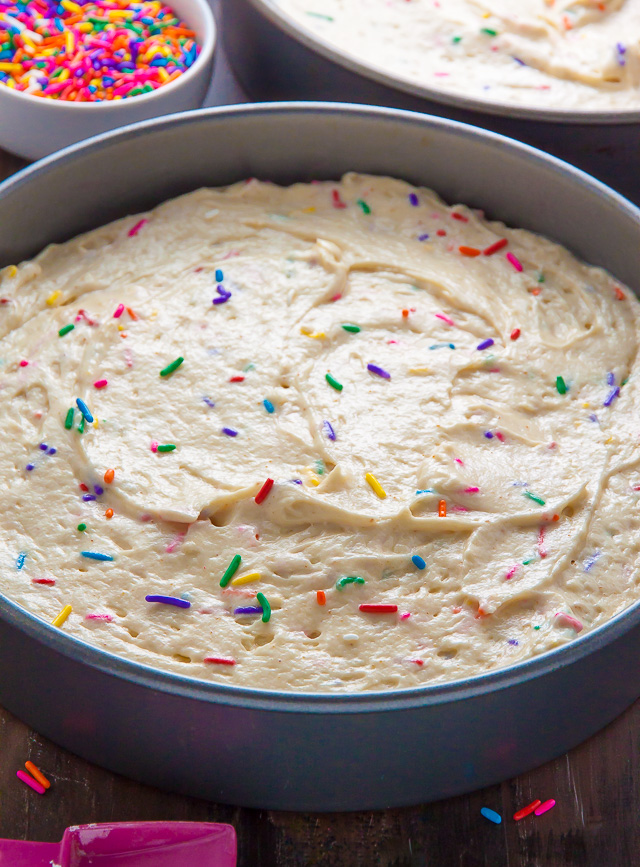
xmin=0 ymin=0 xmax=215 ymax=159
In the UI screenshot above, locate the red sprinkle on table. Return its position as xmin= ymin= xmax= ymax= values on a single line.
xmin=513 ymin=799 xmax=542 ymax=821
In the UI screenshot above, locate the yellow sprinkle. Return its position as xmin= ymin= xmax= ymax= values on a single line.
xmin=92 ymin=419 xmax=99 ymax=428
xmin=309 ymin=478 xmax=320 ymax=487
xmin=365 ymin=472 xmax=386 ymax=499
xmin=302 ymin=207 xmax=316 ymax=213
xmin=46 ymin=290 xmax=61 ymax=306
xmin=59 ymin=68 xmax=70 ymax=82
xmin=605 ymin=436 xmax=613 ymax=444
xmin=582 ymin=402 xmax=590 ymax=408
xmin=231 ymin=571 xmax=261 ymax=586
xmin=118 ymin=324 xmax=125 ymax=331
xmin=60 ymin=0 xmax=81 ymax=11
xmin=157 ymin=67 xmax=170 ymax=83
xmin=300 ymin=327 xmax=325 ymax=339
xmin=52 ymin=604 xmax=72 ymax=628
xmin=409 ymin=367 xmax=432 ymax=376
xmin=65 ymin=30 xmax=74 ymax=53
xmin=0 ymin=62 xmax=21 ymax=72
xmin=7 ymin=265 xmax=17 ymax=278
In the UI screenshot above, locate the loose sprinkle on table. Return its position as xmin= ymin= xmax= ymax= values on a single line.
xmin=367 ymin=363 xmax=391 ymax=380
xmin=80 ymin=551 xmax=114 ymax=561
xmin=365 ymin=472 xmax=387 ymax=499
xmin=160 ymin=356 xmax=184 ymax=377
xmin=325 ymin=372 xmax=343 ymax=391
xmin=412 ymin=555 xmax=426 ymax=570
xmin=534 ymin=799 xmax=556 ymax=816
xmin=24 ymin=762 xmax=50 ymax=790
xmin=480 ymin=807 xmax=502 ymax=824
xmin=256 ymin=591 xmax=271 ymax=622
xmin=17 ymin=769 xmax=45 ymax=795
xmin=145 ymin=595 xmax=190 ymax=608
xmin=255 ymin=478 xmax=274 ymax=504
xmin=52 ymin=604 xmax=72 ymax=627
xmin=514 ymin=800 xmax=542 ymax=821
xmin=220 ymin=554 xmax=241 ymax=587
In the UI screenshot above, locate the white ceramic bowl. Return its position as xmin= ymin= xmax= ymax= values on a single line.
xmin=0 ymin=0 xmax=216 ymax=161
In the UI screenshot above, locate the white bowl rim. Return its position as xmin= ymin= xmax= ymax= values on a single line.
xmin=0 ymin=0 xmax=216 ymax=111
xmin=246 ymin=0 xmax=640 ymax=125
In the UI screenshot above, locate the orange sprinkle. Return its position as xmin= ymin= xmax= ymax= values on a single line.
xmin=104 ymin=468 xmax=115 ymax=484
xmin=530 ymin=287 xmax=542 ymax=296
xmin=105 ymin=508 xmax=114 ymax=519
xmin=459 ymin=245 xmax=481 ymax=257
xmin=25 ymin=761 xmax=50 ymax=790
xmin=126 ymin=306 xmax=138 ymax=321
xmin=438 ymin=499 xmax=447 ymax=517
xmin=552 ymin=514 xmax=559 ymax=522
xmin=615 ymin=287 xmax=626 ymax=301
xmin=317 ymin=590 xmax=326 ymax=605
xmin=402 ymin=308 xmax=409 ymax=318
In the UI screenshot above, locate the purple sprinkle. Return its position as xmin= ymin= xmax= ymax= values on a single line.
xmin=477 ymin=338 xmax=495 ymax=351
xmin=234 ymin=606 xmax=263 ymax=616
xmin=323 ymin=420 xmax=336 ymax=441
xmin=82 ymin=494 xmax=96 ymax=502
xmin=145 ymin=594 xmax=191 ymax=609
xmin=222 ymin=427 xmax=238 ymax=437
xmin=39 ymin=443 xmax=47 ymax=451
xmin=291 ymin=479 xmax=303 ymax=485
xmin=418 ymin=233 xmax=430 ymax=241
xmin=47 ymin=447 xmax=56 ymax=455
xmin=213 ymin=287 xmax=231 ymax=305
xmin=584 ymin=550 xmax=601 ymax=573
xmin=26 ymin=463 xmax=35 ymax=471
xmin=203 ymin=397 xmax=216 ymax=408
xmin=409 ymin=193 xmax=419 ymax=207
xmin=484 ymin=432 xmax=494 ymax=439
xmin=94 ymin=485 xmax=104 ymax=495
xmin=607 ymin=372 xmax=615 ymax=386
xmin=512 ymin=56 xmax=525 ymax=66
xmin=604 ymin=387 xmax=620 ymax=407
xmin=508 ymin=639 xmax=519 ymax=646
xmin=589 ymin=413 xmax=598 ymax=422
xmin=367 ymin=363 xmax=391 ymax=380
xmin=216 ymin=284 xmax=227 ymax=295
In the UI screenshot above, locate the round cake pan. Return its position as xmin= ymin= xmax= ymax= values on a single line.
xmin=1 ymin=104 xmax=639 ymax=811
xmin=221 ymin=0 xmax=640 ymax=206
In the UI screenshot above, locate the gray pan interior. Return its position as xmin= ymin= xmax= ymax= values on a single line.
xmin=0 ymin=104 xmax=639 ymax=810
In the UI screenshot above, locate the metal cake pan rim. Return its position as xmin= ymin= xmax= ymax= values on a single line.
xmin=239 ymin=0 xmax=640 ymax=126
xmin=1 ymin=101 xmax=639 ymax=711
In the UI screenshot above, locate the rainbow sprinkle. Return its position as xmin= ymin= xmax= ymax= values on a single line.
xmin=0 ymin=0 xmax=201 ymax=103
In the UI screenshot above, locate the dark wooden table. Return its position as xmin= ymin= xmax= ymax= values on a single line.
xmin=1 ymin=148 xmax=639 ymax=867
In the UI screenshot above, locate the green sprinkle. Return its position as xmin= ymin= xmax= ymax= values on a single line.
xmin=306 ymin=11 xmax=334 ymax=20
xmin=342 ymin=324 xmax=361 ymax=333
xmin=622 ymin=377 xmax=629 ymax=386
xmin=77 ymin=523 xmax=87 ymax=532
xmin=357 ymin=199 xmax=371 ymax=215
xmin=58 ymin=324 xmax=75 ymax=337
xmin=78 ymin=415 xmax=85 ymax=434
xmin=315 ymin=459 xmax=326 ymax=476
xmin=523 ymin=491 xmax=546 ymax=506
xmin=481 ymin=27 xmax=498 ymax=36
xmin=336 ymin=575 xmax=365 ymax=590
xmin=556 ymin=376 xmax=567 ymax=395
xmin=538 ymin=272 xmax=546 ymax=283
xmin=243 ymin=363 xmax=256 ymax=372
xmin=452 ymin=35 xmax=462 ymax=43
xmin=533 ymin=625 xmax=541 ymax=630
xmin=160 ymin=356 xmax=184 ymax=377
xmin=64 ymin=408 xmax=74 ymax=430
xmin=523 ymin=559 xmax=533 ymax=565
xmin=256 ymin=591 xmax=271 ymax=623
xmin=157 ymin=444 xmax=176 ymax=452
xmin=220 ymin=553 xmax=241 ymax=587
xmin=325 ymin=372 xmax=343 ymax=392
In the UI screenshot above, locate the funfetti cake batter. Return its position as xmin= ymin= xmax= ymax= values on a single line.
xmin=1 ymin=173 xmax=639 ymax=693
xmin=276 ymin=0 xmax=640 ymax=111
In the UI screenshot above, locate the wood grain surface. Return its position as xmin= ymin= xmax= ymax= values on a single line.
xmin=1 ymin=148 xmax=638 ymax=867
